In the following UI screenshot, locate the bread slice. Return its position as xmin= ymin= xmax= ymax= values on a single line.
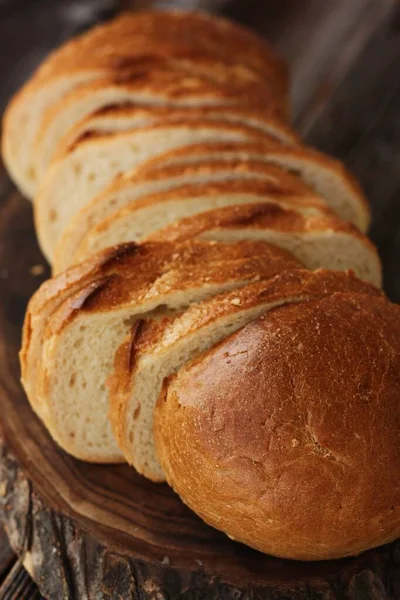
xmin=64 ymin=181 xmax=330 ymax=272
xmin=22 ymin=239 xmax=300 ymax=462
xmin=20 ymin=246 xmax=137 ymax=422
xmin=2 ymin=10 xmax=287 ymax=197
xmin=57 ymin=105 xmax=297 ymax=162
xmin=136 ymin=141 xmax=370 ymax=231
xmin=34 ymin=121 xmax=280 ymax=262
xmin=109 ymin=268 xmax=381 ymax=481
xmin=148 ymin=203 xmax=382 ymax=286
xmin=154 ymin=287 xmax=399 ymax=561
xmin=53 ymin=160 xmax=317 ymax=271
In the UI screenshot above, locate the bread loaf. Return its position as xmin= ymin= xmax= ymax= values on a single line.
xmin=3 ymin=9 xmax=397 ymax=563
xmin=154 ymin=289 xmax=400 ymax=560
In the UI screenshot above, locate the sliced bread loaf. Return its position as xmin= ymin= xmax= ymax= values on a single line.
xmin=109 ymin=268 xmax=381 ymax=481
xmin=22 ymin=239 xmax=300 ymax=462
xmin=53 ymin=160 xmax=317 ymax=271
xmin=34 ymin=121 xmax=280 ymax=262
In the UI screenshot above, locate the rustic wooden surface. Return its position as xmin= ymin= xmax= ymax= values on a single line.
xmin=0 ymin=1 xmax=399 ymax=598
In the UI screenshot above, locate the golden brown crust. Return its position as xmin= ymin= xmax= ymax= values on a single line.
xmin=81 ymin=104 xmax=295 ymax=137
xmin=130 ymin=269 xmax=382 ymax=358
xmin=16 ymin=11 xmax=287 ymax=92
xmin=24 ymin=238 xmax=300 ymax=348
xmin=2 ymin=9 xmax=288 ymax=196
xmin=19 ymin=243 xmax=140 ymax=382
xmin=155 ymin=287 xmax=400 ymax=561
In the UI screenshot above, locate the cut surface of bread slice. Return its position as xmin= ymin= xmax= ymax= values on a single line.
xmin=109 ymin=268 xmax=381 ymax=481
xmin=66 ymin=181 xmax=330 ymax=273
xmin=53 ymin=160 xmax=317 ymax=271
xmin=154 ymin=289 xmax=399 ymax=560
xmin=34 ymin=71 xmax=284 ymax=186
xmin=34 ymin=122 xmax=280 ymax=262
xmin=20 ymin=246 xmax=136 ymax=422
xmin=22 ymin=239 xmax=300 ymax=462
xmin=2 ymin=9 xmax=287 ymax=197
xmin=137 ymin=142 xmax=370 ymax=231
xmin=148 ymin=203 xmax=382 ymax=286
xmin=57 ymin=105 xmax=297 ymax=159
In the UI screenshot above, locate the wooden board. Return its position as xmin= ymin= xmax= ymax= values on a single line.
xmin=1 ymin=1 xmax=400 ymax=599
xmin=0 ymin=190 xmax=398 ymax=599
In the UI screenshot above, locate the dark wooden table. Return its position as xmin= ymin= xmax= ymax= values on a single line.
xmin=0 ymin=1 xmax=399 ymax=598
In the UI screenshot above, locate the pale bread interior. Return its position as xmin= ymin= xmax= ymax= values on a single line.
xmin=57 ymin=105 xmax=296 ymax=161
xmin=71 ymin=191 xmax=326 ymax=269
xmin=35 ymin=241 xmax=297 ymax=461
xmin=2 ymin=72 xmax=100 ymax=198
xmin=35 ymin=79 xmax=247 ymax=181
xmin=135 ymin=144 xmax=369 ymax=231
xmin=53 ymin=160 xmax=316 ymax=271
xmin=35 ymin=123 xmax=274 ymax=261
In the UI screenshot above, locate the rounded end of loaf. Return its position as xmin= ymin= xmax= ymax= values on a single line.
xmin=155 ymin=289 xmax=400 ymax=561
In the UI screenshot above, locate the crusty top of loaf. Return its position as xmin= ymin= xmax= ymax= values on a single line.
xmin=33 ymin=240 xmax=301 ymax=329
xmin=3 ymin=9 xmax=287 ymax=143
xmin=123 ymin=268 xmax=383 ymax=361
xmin=155 ymin=287 xmax=399 ymax=560
xmin=24 ymin=11 xmax=287 ymax=89
xmin=112 ymin=268 xmax=382 ymax=402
